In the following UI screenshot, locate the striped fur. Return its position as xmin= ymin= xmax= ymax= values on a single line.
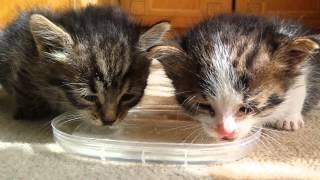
xmin=0 ymin=6 xmax=170 ymax=125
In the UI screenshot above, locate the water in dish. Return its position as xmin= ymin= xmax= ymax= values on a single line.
xmin=52 ymin=106 xmax=261 ymax=164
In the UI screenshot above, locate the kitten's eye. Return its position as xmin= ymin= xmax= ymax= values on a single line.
xmin=198 ymin=103 xmax=215 ymax=116
xmin=121 ymin=94 xmax=135 ymax=102
xmin=236 ymin=105 xmax=252 ymax=117
xmin=198 ymin=103 xmax=211 ymax=110
xmin=83 ymin=95 xmax=98 ymax=102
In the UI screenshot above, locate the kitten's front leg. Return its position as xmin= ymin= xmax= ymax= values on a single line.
xmin=273 ymin=74 xmax=306 ymax=131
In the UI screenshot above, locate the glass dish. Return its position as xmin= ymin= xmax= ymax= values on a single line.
xmin=51 ymin=106 xmax=261 ymax=164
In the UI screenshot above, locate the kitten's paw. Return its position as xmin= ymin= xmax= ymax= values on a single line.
xmin=275 ymin=116 xmax=304 ymax=131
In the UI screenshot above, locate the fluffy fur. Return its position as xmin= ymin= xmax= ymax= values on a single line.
xmin=0 ymin=6 xmax=170 ymax=125
xmin=151 ymin=14 xmax=320 ymax=140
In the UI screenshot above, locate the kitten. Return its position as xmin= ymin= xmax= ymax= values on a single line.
xmin=0 ymin=6 xmax=170 ymax=126
xmin=150 ymin=14 xmax=320 ymax=140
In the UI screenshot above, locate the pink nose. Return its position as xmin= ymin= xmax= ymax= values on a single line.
xmin=216 ymin=124 xmax=235 ymax=140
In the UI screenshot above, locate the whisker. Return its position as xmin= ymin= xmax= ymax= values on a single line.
xmin=252 ymin=125 xmax=288 ymax=134
xmin=190 ymin=129 xmax=204 ymax=144
xmin=260 ymin=134 xmax=277 ymax=150
xmin=182 ymin=127 xmax=202 ymax=143
xmin=261 ymin=130 xmax=283 ymax=146
xmin=258 ymin=137 xmax=269 ymax=151
xmin=163 ymin=123 xmax=198 ymax=132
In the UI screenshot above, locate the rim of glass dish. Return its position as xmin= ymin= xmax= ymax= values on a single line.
xmin=51 ymin=110 xmax=261 ymax=149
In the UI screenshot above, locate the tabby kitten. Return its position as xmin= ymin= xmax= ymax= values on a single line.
xmin=151 ymin=14 xmax=320 ymax=140
xmin=0 ymin=6 xmax=170 ymax=126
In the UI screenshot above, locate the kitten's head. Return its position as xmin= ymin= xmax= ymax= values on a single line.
xmin=151 ymin=15 xmax=319 ymax=140
xmin=29 ymin=12 xmax=170 ymax=126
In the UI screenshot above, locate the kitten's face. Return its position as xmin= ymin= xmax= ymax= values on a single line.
xmin=64 ymin=45 xmax=151 ymax=126
xmin=152 ymin=17 xmax=319 ymax=140
xmin=29 ymin=14 xmax=170 ymax=126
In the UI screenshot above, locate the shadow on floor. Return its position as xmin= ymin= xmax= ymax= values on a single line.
xmin=0 ymin=90 xmax=53 ymax=143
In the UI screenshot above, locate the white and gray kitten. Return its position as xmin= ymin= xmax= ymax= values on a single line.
xmin=0 ymin=6 xmax=170 ymax=126
xmin=151 ymin=14 xmax=320 ymax=140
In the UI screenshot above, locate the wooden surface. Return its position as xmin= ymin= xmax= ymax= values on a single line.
xmin=1 ymin=0 xmax=320 ymax=31
xmin=96 ymin=0 xmax=119 ymax=5
xmin=235 ymin=0 xmax=320 ymax=30
xmin=0 ymin=0 xmax=76 ymax=27
xmin=121 ymin=0 xmax=232 ymax=28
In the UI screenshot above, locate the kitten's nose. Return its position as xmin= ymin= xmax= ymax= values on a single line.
xmin=216 ymin=124 xmax=235 ymax=140
xmin=101 ymin=117 xmax=116 ymax=126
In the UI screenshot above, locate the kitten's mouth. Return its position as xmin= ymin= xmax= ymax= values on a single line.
xmin=202 ymin=125 xmax=241 ymax=141
xmin=205 ymin=128 xmax=253 ymax=141
xmin=211 ymin=131 xmax=238 ymax=141
xmin=94 ymin=116 xmax=126 ymax=127
xmin=95 ymin=119 xmax=121 ymax=127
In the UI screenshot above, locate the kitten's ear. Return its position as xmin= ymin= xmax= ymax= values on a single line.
xmin=275 ymin=36 xmax=320 ymax=67
xmin=148 ymin=43 xmax=194 ymax=78
xmin=138 ymin=22 xmax=171 ymax=51
xmin=29 ymin=14 xmax=74 ymax=62
xmin=149 ymin=43 xmax=199 ymax=90
xmin=148 ymin=43 xmax=187 ymax=63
